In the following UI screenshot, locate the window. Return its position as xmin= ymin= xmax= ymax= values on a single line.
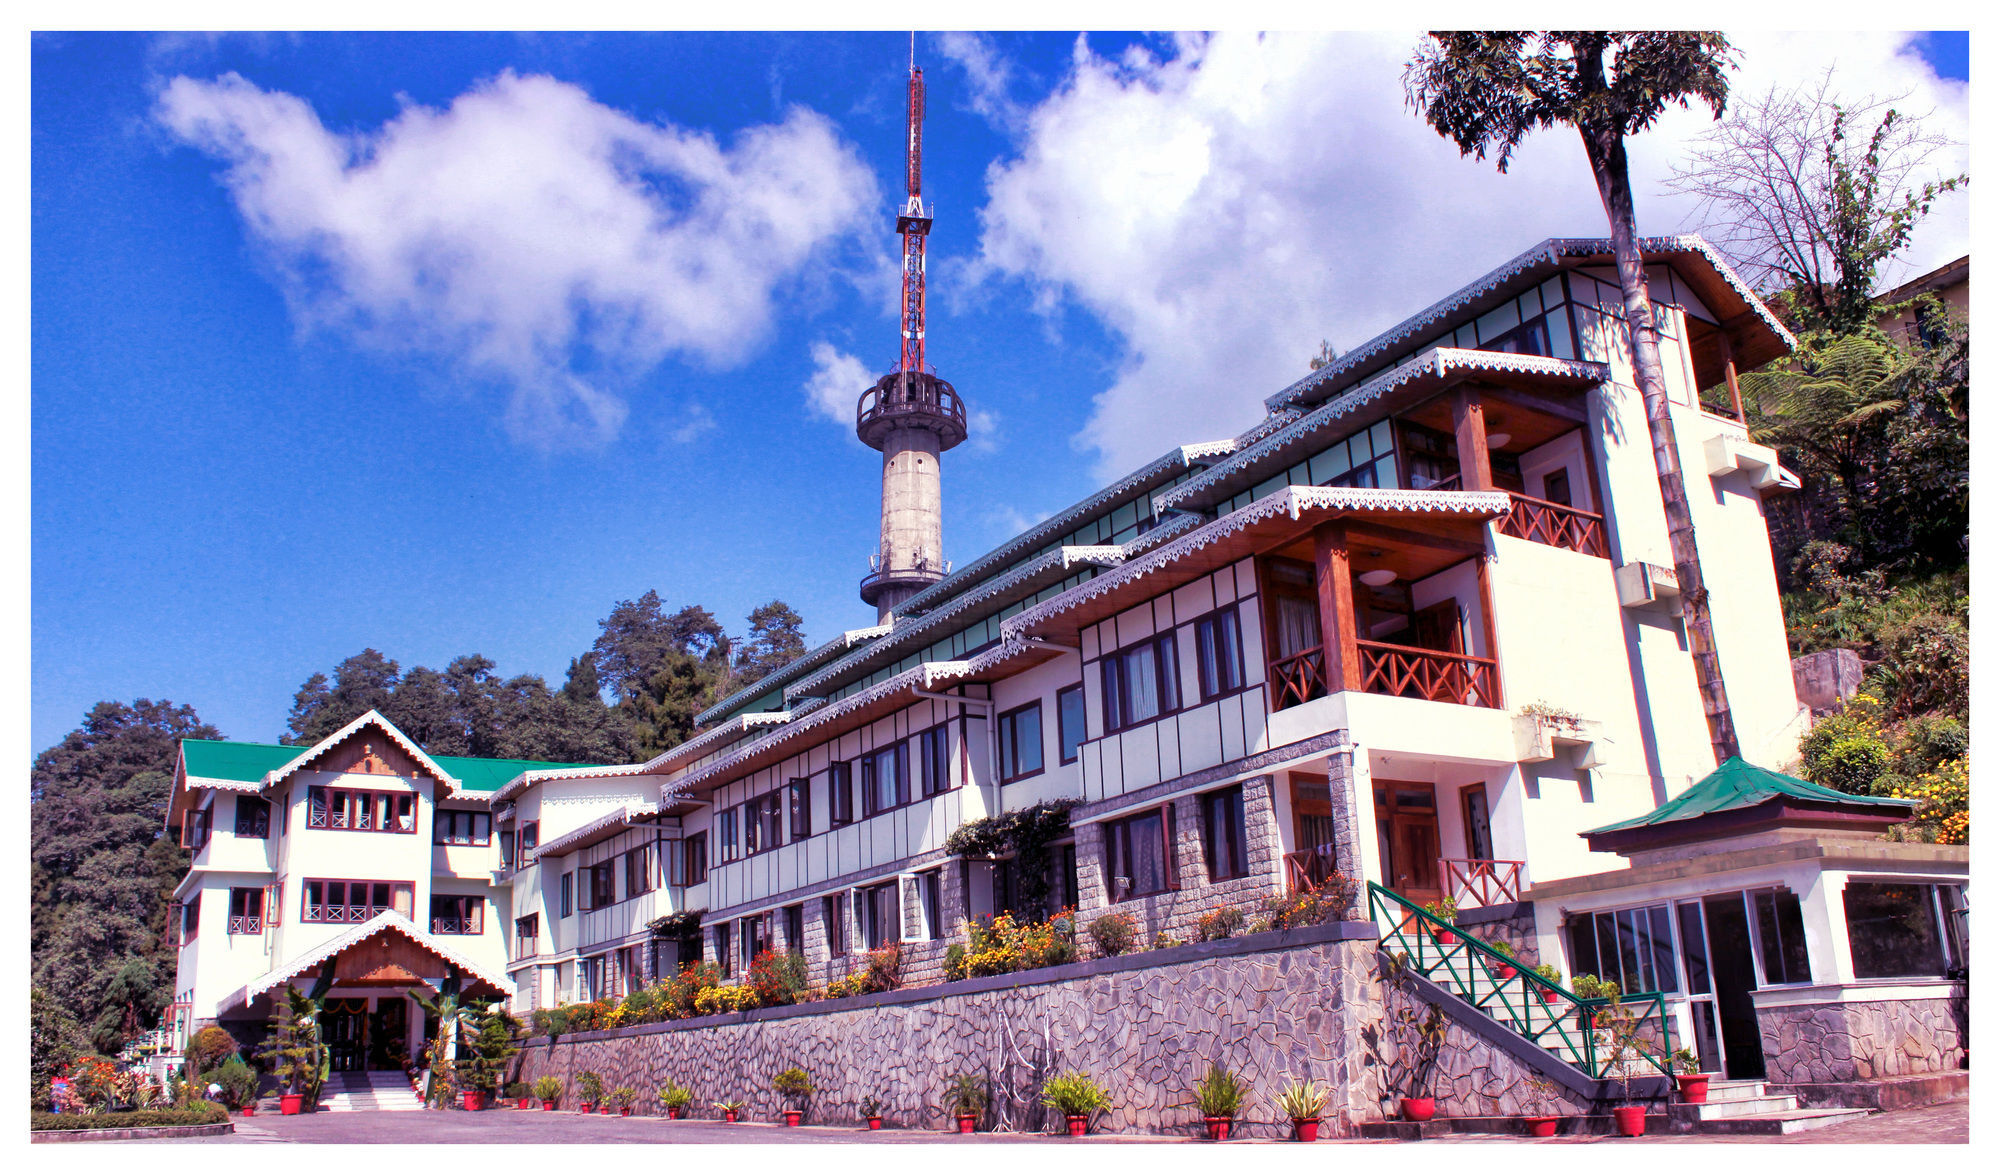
xmin=514 ymin=914 xmax=540 ymax=959
xmin=227 ymin=887 xmax=264 ymax=935
xmin=1461 ymin=785 xmax=1494 ymax=861
xmin=519 ymin=821 xmax=540 ymax=850
xmin=997 ymin=701 xmax=1044 ymax=783
xmin=434 ymin=809 xmax=492 ymax=846
xmin=430 ymin=894 xmax=484 ymax=935
xmin=682 ymin=832 xmax=708 ymax=885
xmin=1563 ymin=902 xmax=1682 ymax=994
xmin=233 ymin=796 xmax=271 ymax=839
xmin=1194 ymin=608 xmax=1245 ymax=699
xmin=307 ymin=786 xmax=416 ymax=834
xmin=1057 ymin=685 xmax=1087 ymax=763
xmin=783 ymin=903 xmax=805 ymax=953
xmin=788 ymin=778 xmax=812 ymax=840
xmin=181 ymin=894 xmax=200 ymax=942
xmin=559 ymin=871 xmax=573 ymax=917
xmin=822 ymin=893 xmax=847 ymax=956
xmin=829 ymin=761 xmax=855 ymax=827
xmin=500 ymin=830 xmax=517 ymax=870
xmin=301 ymin=879 xmax=411 ymax=923
xmin=917 ymin=726 xmax=953 ymax=796
xmin=918 ymin=870 xmax=942 ymax=941
xmin=180 ymin=808 xmax=210 ymax=850
xmin=1055 ymin=843 xmax=1079 ymax=912
xmin=1754 ymin=890 xmax=1811 ymax=985
xmin=715 ymin=922 xmax=733 ymax=978
xmin=860 ymin=744 xmax=909 ymax=818
xmin=1845 ymin=882 xmax=1960 ymax=979
xmin=755 ymin=792 xmax=784 ymax=851
xmin=1482 ymin=313 xmax=1553 ymax=357
xmin=1103 ymin=806 xmax=1177 ymax=900
xmin=625 ymin=845 xmax=653 ymax=897
xmin=718 ymin=806 xmax=741 ymax=861
xmin=1200 ymin=786 xmax=1250 ymax=881
xmin=585 ymin=861 xmax=616 ymax=910
xmin=742 ymin=913 xmax=771 ymax=969
xmin=1102 ymin=634 xmax=1180 ymax=731
xmin=859 ymin=880 xmax=900 ymax=949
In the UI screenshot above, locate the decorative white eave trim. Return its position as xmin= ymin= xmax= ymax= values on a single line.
xmin=1265 ymin=234 xmax=1794 ymax=413
xmin=527 ymin=803 xmax=662 ymax=862
xmin=669 ymin=654 xmax=1004 ymax=798
xmin=783 ymin=544 xmax=1127 ymax=705
xmin=640 ymin=711 xmax=796 ymax=775
xmin=1158 ymin=348 xmax=1609 ymax=514
xmin=1005 ymin=485 xmax=1513 ymax=636
xmin=1119 ymin=510 xmax=1205 ymax=558
xmin=695 ymin=623 xmax=893 ymax=727
xmin=262 ymin=709 xmax=463 ymax=795
xmin=181 ymin=774 xmax=264 ymax=794
xmin=221 ymin=910 xmax=514 ymax=1013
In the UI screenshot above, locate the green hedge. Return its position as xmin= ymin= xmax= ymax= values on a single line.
xmin=31 ymin=1102 xmax=228 ymax=1132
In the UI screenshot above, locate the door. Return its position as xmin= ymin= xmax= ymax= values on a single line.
xmin=325 ymin=998 xmax=368 ymax=1073
xmin=1288 ymin=773 xmax=1336 ymax=889
xmin=368 ymin=999 xmax=408 ymax=1071
xmin=1411 ymin=601 xmax=1464 ymax=655
xmin=1375 ymin=783 xmax=1442 ymax=903
xmin=1701 ymin=894 xmax=1767 ymax=1079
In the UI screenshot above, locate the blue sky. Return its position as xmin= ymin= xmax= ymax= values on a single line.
xmin=30 ymin=30 xmax=1969 ymax=752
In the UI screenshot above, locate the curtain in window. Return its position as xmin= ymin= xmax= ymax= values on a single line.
xmin=1123 ymin=646 xmax=1161 ymax=723
xmin=1275 ymin=596 xmax=1321 ymax=659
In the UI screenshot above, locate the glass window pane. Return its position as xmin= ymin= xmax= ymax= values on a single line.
xmin=1594 ymin=911 xmax=1618 ymax=984
xmin=1058 ymin=686 xmax=1086 ymax=761
xmin=1158 ymin=635 xmax=1179 ymax=712
xmin=1124 ymin=646 xmax=1160 ymax=722
xmin=1015 ymin=706 xmax=1042 ymax=774
xmin=1127 ymin=812 xmax=1165 ymax=894
xmin=1648 ymin=905 xmax=1679 ymax=993
xmin=1845 ymin=882 xmax=1948 ymax=979
xmin=1677 ymin=902 xmax=1712 ymax=994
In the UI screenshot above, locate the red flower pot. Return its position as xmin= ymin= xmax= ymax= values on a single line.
xmin=620 ymin=1107 xmax=632 ymax=1117
xmin=599 ymin=1107 xmax=611 ymax=1115
xmin=518 ymin=1097 xmax=531 ymax=1110
xmin=867 ymin=1115 xmax=884 ymax=1131
xmin=1524 ymin=1115 xmax=1559 ymax=1138
xmin=785 ymin=1109 xmax=802 ymax=1127
xmin=240 ymin=1106 xmax=255 ymax=1117
xmin=1434 ymin=929 xmax=1457 ymax=945
xmin=462 ymin=1090 xmax=484 ymax=1112
xmin=1401 ymin=1097 xmax=1435 ymax=1122
xmin=667 ymin=1106 xmax=681 ymax=1119
xmin=724 ymin=1109 xmax=739 ymax=1123
xmin=1293 ymin=1118 xmax=1321 ymax=1142
xmin=1204 ymin=1116 xmax=1232 ymax=1141
xmin=1066 ymin=1114 xmax=1087 ymax=1137
xmin=542 ymin=1100 xmax=556 ymax=1111
xmin=1676 ymin=1074 xmax=1710 ymax=1104
xmin=1539 ymin=989 xmax=1561 ymax=1003
xmin=1494 ymin=964 xmax=1517 ymax=980
xmin=1613 ymin=1105 xmax=1646 ymax=1137
xmin=580 ymin=1102 xmax=595 ymax=1115
xmin=280 ymin=1094 xmax=304 ymax=1116
xmin=957 ymin=1113 xmax=977 ymax=1134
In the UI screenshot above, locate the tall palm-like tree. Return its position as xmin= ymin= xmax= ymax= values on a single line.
xmin=1406 ymin=31 xmax=1745 ymax=763
xmin=410 ymin=975 xmax=478 ymax=1106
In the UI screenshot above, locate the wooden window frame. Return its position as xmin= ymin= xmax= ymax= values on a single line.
xmin=822 ymin=893 xmax=847 ymax=957
xmin=559 ymin=871 xmax=574 ymax=917
xmin=308 ymin=786 xmax=417 ymax=834
xmin=180 ymin=808 xmax=212 ymax=851
xmin=916 ymin=723 xmax=955 ymax=797
xmin=996 ymin=700 xmax=1046 ymax=784
xmin=227 ymin=886 xmax=265 ymax=935
xmin=1102 ymin=804 xmax=1179 ymax=901
xmin=514 ymin=913 xmax=540 ymax=960
xmin=1193 ymin=606 xmax=1247 ymax=701
xmin=233 ymin=796 xmax=271 ymax=839
xmin=584 ymin=860 xmax=616 ymax=910
xmin=718 ymin=806 xmax=742 ymax=861
xmin=828 ymin=760 xmax=856 ymax=827
xmin=919 ymin=869 xmax=943 ymax=941
xmin=683 ymin=832 xmax=709 ymax=885
xmin=1101 ymin=633 xmax=1182 ymax=733
xmin=860 ymin=743 xmax=911 ymax=820
xmin=625 ymin=845 xmax=653 ymax=897
xmin=433 ymin=809 xmax=492 ymax=847
xmin=429 ymin=893 xmax=485 ymax=936
xmin=783 ymin=903 xmax=805 ymax=953
xmin=300 ymin=878 xmax=413 ymax=924
xmin=788 ymin=778 xmax=812 ymax=841
xmin=1056 ymin=683 xmax=1087 ymax=764
xmin=519 ymin=820 xmax=540 ymax=850
xmin=715 ymin=922 xmax=733 ymax=979
xmin=181 ymin=894 xmax=200 ymax=942
xmin=1200 ymin=786 xmax=1251 ymax=881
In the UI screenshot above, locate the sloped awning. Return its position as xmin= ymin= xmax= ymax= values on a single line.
xmin=1582 ymin=757 xmax=1915 ymax=854
xmin=217 ymin=911 xmax=513 ymax=1015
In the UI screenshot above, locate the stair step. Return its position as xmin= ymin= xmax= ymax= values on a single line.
xmin=1670 ymin=1095 xmax=1801 ymax=1121
xmin=1688 ymin=1107 xmax=1873 ymax=1135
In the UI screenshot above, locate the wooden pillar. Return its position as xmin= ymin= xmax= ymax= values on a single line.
xmin=1313 ymin=522 xmax=1361 ymax=692
xmin=1472 ymin=556 xmax=1503 ymax=709
xmin=1718 ymin=332 xmax=1746 ymax=422
xmin=1452 ymin=385 xmax=1494 ymax=490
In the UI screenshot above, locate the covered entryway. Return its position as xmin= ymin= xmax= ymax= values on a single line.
xmin=1375 ymin=781 xmax=1442 ymax=905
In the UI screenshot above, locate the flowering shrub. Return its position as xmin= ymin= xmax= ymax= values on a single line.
xmin=1192 ymin=905 xmax=1246 ymax=942
xmin=825 ymin=945 xmax=903 ymax=997
xmin=66 ymin=1057 xmax=122 ymax=1110
xmin=1262 ymin=874 xmax=1357 ymax=930
xmin=1891 ymin=757 xmax=1969 ymax=844
xmin=692 ymin=984 xmax=762 ymax=1016
xmin=748 ymin=950 xmax=811 ymax=1007
xmin=1086 ymin=911 xmax=1139 ymax=957
xmin=943 ymin=911 xmax=1079 ymax=979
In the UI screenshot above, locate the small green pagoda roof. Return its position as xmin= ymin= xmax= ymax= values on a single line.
xmin=180 ymin=738 xmax=593 ymax=795
xmin=1585 ymin=757 xmax=1914 ymax=837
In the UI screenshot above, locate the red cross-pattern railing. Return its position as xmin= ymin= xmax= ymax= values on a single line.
xmin=1268 ymin=647 xmax=1328 ymax=711
xmin=1283 ymin=845 xmax=1341 ymax=894
xmin=1438 ymin=858 xmax=1526 ymax=907
xmin=1498 ymin=493 xmax=1608 ymax=558
xmin=1357 ymin=641 xmax=1500 ymax=708
xmin=431 ymin=914 xmax=481 ymax=936
xmin=226 ymin=914 xmax=263 ymax=935
xmin=304 ymin=902 xmax=385 ymax=924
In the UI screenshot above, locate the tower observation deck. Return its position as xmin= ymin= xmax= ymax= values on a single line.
xmin=858 ymin=58 xmax=967 ymax=622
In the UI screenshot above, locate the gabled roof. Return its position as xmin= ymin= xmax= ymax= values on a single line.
xmin=1582 ymin=758 xmax=1913 ymax=853
xmin=220 ymin=910 xmax=513 ymax=1013
xmin=265 ymin=710 xmax=464 ymax=793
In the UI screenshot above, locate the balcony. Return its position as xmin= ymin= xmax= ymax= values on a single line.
xmin=1283 ymin=845 xmax=1342 ymax=894
xmin=1357 ymin=641 xmax=1500 ymax=708
xmin=1497 ymin=492 xmax=1607 ymax=558
xmin=226 ymin=914 xmax=263 ymax=935
xmin=856 ymin=370 xmax=968 ymax=451
xmin=1439 ymin=857 xmax=1525 ymax=906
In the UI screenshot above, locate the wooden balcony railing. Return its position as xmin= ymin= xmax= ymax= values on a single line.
xmin=1439 ymin=857 xmax=1526 ymax=907
xmin=1268 ymin=647 xmax=1328 ymax=711
xmin=431 ymin=914 xmax=483 ymax=936
xmin=1357 ymin=641 xmax=1501 ymax=708
xmin=304 ymin=902 xmax=387 ymax=924
xmin=226 ymin=914 xmax=263 ymax=935
xmin=1284 ymin=845 xmax=1341 ymax=893
xmin=1498 ymin=492 xmax=1608 ymax=558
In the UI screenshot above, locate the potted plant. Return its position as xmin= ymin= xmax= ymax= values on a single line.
xmin=659 ymin=1083 xmax=693 ymax=1119
xmin=1485 ymin=939 xmax=1518 ymax=980
xmin=1532 ymin=962 xmax=1564 ymax=1003
xmin=532 ymin=1075 xmax=563 ymax=1111
xmin=1394 ymin=1003 xmax=1447 ymax=1122
xmin=1422 ymin=897 xmax=1459 ymax=944
xmin=611 ymin=1086 xmax=636 ymax=1116
xmin=1521 ymin=1075 xmax=1562 ymax=1138
xmin=506 ymin=1081 xmax=531 ymax=1110
xmin=215 ymin=1057 xmax=259 ymax=1115
xmin=576 ymin=1070 xmax=603 ymax=1114
xmin=1671 ymin=1047 xmax=1709 ymax=1104
xmin=860 ymin=1095 xmax=884 ymax=1131
xmin=1192 ymin=1062 xmax=1247 ymax=1140
xmin=944 ymin=1071 xmax=987 ymax=1133
xmin=1274 ymin=1076 xmax=1328 ymax=1142
xmin=773 ymin=1066 xmax=813 ymax=1126
xmin=715 ymin=1098 xmax=747 ymax=1124
xmin=1039 ymin=1069 xmax=1111 ymax=1137
xmin=1600 ymin=1010 xmax=1654 ymax=1137
xmin=253 ymin=988 xmax=327 ymax=1115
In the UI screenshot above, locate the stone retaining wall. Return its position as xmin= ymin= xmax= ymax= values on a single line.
xmin=1757 ymin=997 xmax=1965 ymax=1083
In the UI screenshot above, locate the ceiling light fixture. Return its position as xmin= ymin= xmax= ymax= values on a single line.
xmin=1486 ymin=431 xmax=1512 ymax=449
xmin=1359 ymin=569 xmax=1397 ymax=587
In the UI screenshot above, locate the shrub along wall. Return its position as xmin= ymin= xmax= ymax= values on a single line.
xmin=514 ymin=922 xmax=1391 ymax=1138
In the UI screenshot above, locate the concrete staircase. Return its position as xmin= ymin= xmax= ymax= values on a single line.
xmin=1668 ymin=1079 xmax=1873 ymax=1135
xmin=320 ymin=1070 xmax=426 ymax=1113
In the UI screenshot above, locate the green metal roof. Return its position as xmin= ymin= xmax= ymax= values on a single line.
xmin=180 ymin=738 xmax=595 ymax=794
xmin=1584 ymin=757 xmax=1914 ymax=836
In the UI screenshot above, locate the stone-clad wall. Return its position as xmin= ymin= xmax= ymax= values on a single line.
xmin=1757 ymin=997 xmax=1965 ymax=1083
xmin=515 ymin=923 xmax=1387 ymax=1137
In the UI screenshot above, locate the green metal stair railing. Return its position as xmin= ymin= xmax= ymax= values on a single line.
xmin=1367 ymin=882 xmax=1675 ymax=1080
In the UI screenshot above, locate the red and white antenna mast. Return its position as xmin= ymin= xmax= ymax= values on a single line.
xmin=895 ymin=51 xmax=932 ymax=374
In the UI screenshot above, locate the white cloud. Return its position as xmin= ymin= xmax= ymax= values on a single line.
xmin=936 ymin=32 xmax=1025 ymax=133
xmin=156 ymin=70 xmax=878 ymax=448
xmin=803 ymin=341 xmax=874 ymax=431
xmin=666 ymin=402 xmax=717 ymax=445
xmin=966 ymin=407 xmax=1002 ymax=454
xmin=974 ymin=32 xmax=1969 ymax=478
